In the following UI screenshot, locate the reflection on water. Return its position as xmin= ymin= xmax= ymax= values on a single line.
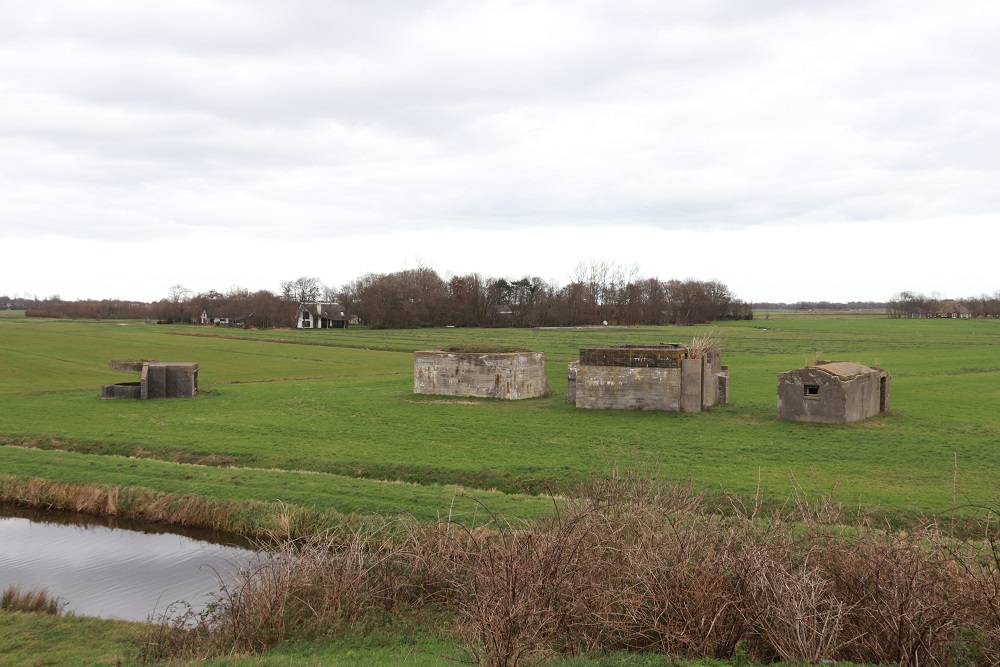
xmin=0 ymin=505 xmax=257 ymax=621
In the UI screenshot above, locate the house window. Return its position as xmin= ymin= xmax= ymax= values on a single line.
xmin=804 ymin=384 xmax=820 ymax=398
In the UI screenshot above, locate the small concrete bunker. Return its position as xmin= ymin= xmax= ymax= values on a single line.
xmin=777 ymin=361 xmax=890 ymax=423
xmin=413 ymin=347 xmax=550 ymax=400
xmin=569 ymin=344 xmax=729 ymax=412
xmin=101 ymin=360 xmax=199 ymax=400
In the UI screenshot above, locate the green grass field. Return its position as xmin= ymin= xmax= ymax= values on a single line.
xmin=4 ymin=310 xmax=1000 ymax=665
xmin=0 ymin=608 xmax=703 ymax=666
xmin=3 ymin=311 xmax=1000 ymax=523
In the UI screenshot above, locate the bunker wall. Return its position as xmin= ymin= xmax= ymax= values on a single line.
xmin=843 ymin=372 xmax=883 ymax=422
xmin=575 ymin=366 xmax=683 ymax=411
xmin=163 ymin=364 xmax=198 ymax=398
xmin=573 ymin=344 xmax=724 ymax=412
xmin=718 ymin=366 xmax=730 ymax=405
xmin=105 ymin=361 xmax=199 ymax=400
xmin=567 ymin=361 xmax=579 ymax=404
xmin=413 ymin=351 xmax=550 ymax=400
xmin=680 ymin=358 xmax=704 ymax=413
xmin=778 ymin=366 xmax=886 ymax=423
xmin=700 ymin=348 xmax=723 ymax=407
xmin=579 ymin=346 xmax=686 ymax=368
xmin=101 ymin=382 xmax=141 ymax=399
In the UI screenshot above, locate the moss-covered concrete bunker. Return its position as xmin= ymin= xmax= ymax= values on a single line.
xmin=413 ymin=349 xmax=550 ymax=400
xmin=101 ymin=360 xmax=199 ymax=399
xmin=568 ymin=344 xmax=729 ymax=412
xmin=777 ymin=361 xmax=890 ymax=423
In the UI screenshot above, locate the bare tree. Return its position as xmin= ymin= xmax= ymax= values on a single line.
xmin=280 ymin=276 xmax=323 ymax=303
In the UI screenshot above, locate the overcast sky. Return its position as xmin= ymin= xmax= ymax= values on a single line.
xmin=2 ymin=1 xmax=998 ymax=304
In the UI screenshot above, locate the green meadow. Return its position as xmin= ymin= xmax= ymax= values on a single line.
xmin=2 ymin=310 xmax=1000 ymax=523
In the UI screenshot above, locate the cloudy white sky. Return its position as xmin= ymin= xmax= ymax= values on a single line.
xmin=1 ymin=1 xmax=998 ymax=304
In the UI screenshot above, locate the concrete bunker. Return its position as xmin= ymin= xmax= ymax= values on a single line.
xmin=777 ymin=361 xmax=890 ymax=423
xmin=101 ymin=360 xmax=199 ymax=399
xmin=570 ymin=344 xmax=729 ymax=412
xmin=413 ymin=346 xmax=550 ymax=400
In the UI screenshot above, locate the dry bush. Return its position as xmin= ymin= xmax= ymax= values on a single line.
xmin=946 ymin=518 xmax=1000 ymax=667
xmin=139 ymin=602 xmax=214 ymax=664
xmin=135 ymin=474 xmax=1000 ymax=666
xmin=403 ymin=519 xmax=471 ymax=606
xmin=688 ymin=327 xmax=719 ymax=359
xmin=212 ymin=523 xmax=411 ymax=653
xmin=441 ymin=503 xmax=606 ymax=667
xmin=816 ymin=524 xmax=979 ymax=667
xmin=588 ymin=511 xmax=759 ymax=658
xmin=451 ymin=470 xmax=761 ymax=661
xmin=746 ymin=551 xmax=848 ymax=663
xmin=140 ymin=520 xmax=420 ymax=661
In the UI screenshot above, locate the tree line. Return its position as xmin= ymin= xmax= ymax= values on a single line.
xmin=341 ymin=262 xmax=751 ymax=328
xmin=887 ymin=291 xmax=1000 ymax=318
xmin=755 ymin=300 xmax=888 ymax=311
xmin=4 ymin=262 xmax=752 ymax=329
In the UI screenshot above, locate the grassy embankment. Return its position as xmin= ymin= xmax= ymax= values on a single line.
xmin=0 ymin=607 xmax=691 ymax=666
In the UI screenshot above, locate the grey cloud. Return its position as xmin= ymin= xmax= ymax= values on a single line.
xmin=2 ymin=0 xmax=1000 ymax=248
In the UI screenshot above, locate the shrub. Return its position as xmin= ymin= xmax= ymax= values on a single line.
xmin=138 ymin=476 xmax=1000 ymax=667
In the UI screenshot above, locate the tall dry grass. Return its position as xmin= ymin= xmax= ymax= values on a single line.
xmin=133 ymin=472 xmax=1000 ymax=666
xmin=1 ymin=584 xmax=65 ymax=615
xmin=0 ymin=474 xmax=347 ymax=538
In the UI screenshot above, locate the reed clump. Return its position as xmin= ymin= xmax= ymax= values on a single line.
xmin=1 ymin=584 xmax=65 ymax=615
xmin=0 ymin=474 xmax=349 ymax=539
xmin=137 ymin=471 xmax=1000 ymax=667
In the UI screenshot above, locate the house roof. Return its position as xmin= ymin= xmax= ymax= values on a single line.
xmin=937 ymin=299 xmax=970 ymax=314
xmin=810 ymin=361 xmax=878 ymax=379
xmin=300 ymin=302 xmax=346 ymax=319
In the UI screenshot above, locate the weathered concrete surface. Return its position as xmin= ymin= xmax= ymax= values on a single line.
xmin=701 ymin=347 xmax=722 ymax=406
xmin=414 ymin=351 xmax=550 ymax=400
xmin=567 ymin=361 xmax=579 ymax=404
xmin=145 ymin=363 xmax=199 ymax=399
xmin=777 ymin=361 xmax=890 ymax=423
xmin=573 ymin=344 xmax=727 ymax=412
xmin=680 ymin=358 xmax=703 ymax=413
xmin=579 ymin=345 xmax=687 ymax=368
xmin=108 ymin=360 xmax=148 ymax=372
xmin=101 ymin=382 xmax=142 ymax=399
xmin=576 ymin=366 xmax=682 ymax=410
xmin=718 ymin=366 xmax=730 ymax=405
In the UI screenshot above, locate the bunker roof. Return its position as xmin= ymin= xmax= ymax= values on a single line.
xmin=810 ymin=361 xmax=877 ymax=379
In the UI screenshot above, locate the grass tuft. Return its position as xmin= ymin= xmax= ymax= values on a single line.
xmin=1 ymin=584 xmax=65 ymax=615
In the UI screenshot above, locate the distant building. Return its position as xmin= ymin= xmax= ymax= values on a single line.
xmin=297 ymin=302 xmax=348 ymax=329
xmin=778 ymin=361 xmax=890 ymax=423
xmin=910 ymin=300 xmax=972 ymax=319
xmin=200 ymin=310 xmax=232 ymax=325
xmin=933 ymin=300 xmax=972 ymax=318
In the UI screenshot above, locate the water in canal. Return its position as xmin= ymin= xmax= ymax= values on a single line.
xmin=0 ymin=505 xmax=257 ymax=621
